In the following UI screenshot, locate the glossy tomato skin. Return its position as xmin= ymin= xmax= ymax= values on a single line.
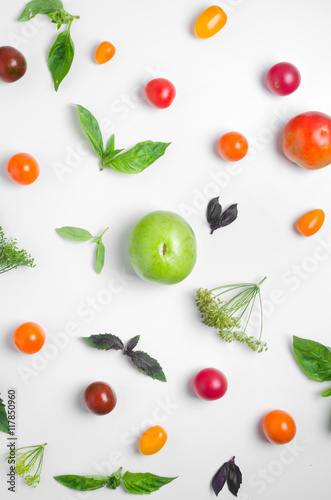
xmin=139 ymin=426 xmax=167 ymax=455
xmin=194 ymin=6 xmax=227 ymax=39
xmin=193 ymin=368 xmax=228 ymax=400
xmin=283 ymin=112 xmax=331 ymax=170
xmin=84 ymin=382 xmax=117 ymax=415
xmin=0 ymin=46 xmax=27 ymax=83
xmin=218 ymin=132 xmax=248 ymax=161
xmin=144 ymin=79 xmax=176 ymax=109
xmin=266 ymin=62 xmax=301 ymax=96
xmin=296 ymin=209 xmax=325 ymax=236
xmin=7 ymin=153 xmax=40 ymax=185
xmin=13 ymin=322 xmax=46 ymax=354
xmin=263 ymin=410 xmax=296 ymax=444
xmin=95 ymin=42 xmax=116 ymax=64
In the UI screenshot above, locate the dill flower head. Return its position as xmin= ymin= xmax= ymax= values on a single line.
xmin=0 ymin=227 xmax=35 ymax=274
xmin=6 ymin=443 xmax=47 ymax=488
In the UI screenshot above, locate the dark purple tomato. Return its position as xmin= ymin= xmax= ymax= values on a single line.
xmin=266 ymin=62 xmax=301 ymax=96
xmin=193 ymin=368 xmax=228 ymax=401
xmin=0 ymin=46 xmax=27 ymax=83
xmin=84 ymin=381 xmax=117 ymax=415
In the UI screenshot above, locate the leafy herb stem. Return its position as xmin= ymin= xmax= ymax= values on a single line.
xmin=92 ymin=227 xmax=109 ymax=244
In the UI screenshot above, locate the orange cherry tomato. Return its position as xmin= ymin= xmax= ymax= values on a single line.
xmin=296 ymin=209 xmax=325 ymax=237
xmin=13 ymin=322 xmax=46 ymax=354
xmin=194 ymin=6 xmax=227 ymax=39
xmin=262 ymin=410 xmax=296 ymax=444
xmin=218 ymin=132 xmax=248 ymax=161
xmin=95 ymin=42 xmax=116 ymax=64
xmin=139 ymin=426 xmax=167 ymax=455
xmin=7 ymin=153 xmax=40 ymax=185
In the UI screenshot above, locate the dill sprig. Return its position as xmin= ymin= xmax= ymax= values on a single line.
xmin=6 ymin=443 xmax=47 ymax=488
xmin=196 ymin=277 xmax=268 ymax=353
xmin=0 ymin=227 xmax=35 ymax=274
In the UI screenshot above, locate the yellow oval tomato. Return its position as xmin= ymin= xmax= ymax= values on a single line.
xmin=194 ymin=6 xmax=227 ymax=39
xmin=139 ymin=426 xmax=167 ymax=455
xmin=296 ymin=209 xmax=325 ymax=237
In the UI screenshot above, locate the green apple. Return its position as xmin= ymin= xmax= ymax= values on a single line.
xmin=129 ymin=211 xmax=197 ymax=285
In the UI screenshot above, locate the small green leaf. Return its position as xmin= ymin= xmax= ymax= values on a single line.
xmin=0 ymin=396 xmax=9 ymax=434
xmin=126 ymin=335 xmax=140 ymax=352
xmin=76 ymin=105 xmax=104 ymax=158
xmin=95 ymin=242 xmax=105 ymax=274
xmin=321 ymin=388 xmax=331 ymax=397
xmin=127 ymin=351 xmax=167 ymax=382
xmin=54 ymin=475 xmax=110 ymax=491
xmin=56 ymin=227 xmax=93 ymax=242
xmin=293 ymin=336 xmax=331 ymax=382
xmin=48 ymin=27 xmax=74 ymax=91
xmin=122 ymin=471 xmax=177 ymax=495
xmin=82 ymin=333 xmax=124 ymax=351
xmin=106 ymin=468 xmax=122 ymax=490
xmin=18 ymin=0 xmax=63 ymax=22
xmin=106 ymin=134 xmax=115 ymax=155
xmin=105 ymin=141 xmax=171 ymax=174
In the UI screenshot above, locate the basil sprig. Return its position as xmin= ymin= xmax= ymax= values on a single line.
xmin=82 ymin=333 xmax=166 ymax=382
xmin=0 ymin=395 xmax=9 ymax=434
xmin=56 ymin=226 xmax=108 ymax=274
xmin=293 ymin=335 xmax=331 ymax=396
xmin=54 ymin=467 xmax=177 ymax=494
xmin=76 ymin=105 xmax=171 ymax=174
xmin=18 ymin=0 xmax=80 ymax=91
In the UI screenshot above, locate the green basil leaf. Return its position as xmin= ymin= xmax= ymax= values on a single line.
xmin=76 ymin=105 xmax=104 ymax=158
xmin=82 ymin=333 xmax=124 ymax=351
xmin=321 ymin=388 xmax=331 ymax=397
xmin=105 ymin=134 xmax=115 ymax=155
xmin=56 ymin=227 xmax=93 ymax=242
xmin=106 ymin=468 xmax=122 ymax=490
xmin=127 ymin=350 xmax=167 ymax=382
xmin=293 ymin=336 xmax=331 ymax=382
xmin=126 ymin=335 xmax=140 ymax=352
xmin=0 ymin=396 xmax=9 ymax=434
xmin=18 ymin=0 xmax=63 ymax=21
xmin=48 ymin=27 xmax=74 ymax=91
xmin=122 ymin=471 xmax=177 ymax=495
xmin=105 ymin=141 xmax=171 ymax=174
xmin=54 ymin=475 xmax=109 ymax=491
xmin=95 ymin=242 xmax=105 ymax=274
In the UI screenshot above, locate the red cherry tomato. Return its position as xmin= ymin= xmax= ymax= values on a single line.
xmin=95 ymin=42 xmax=116 ymax=64
xmin=262 ymin=410 xmax=296 ymax=444
xmin=193 ymin=368 xmax=228 ymax=400
xmin=0 ymin=46 xmax=27 ymax=83
xmin=296 ymin=209 xmax=325 ymax=236
xmin=84 ymin=382 xmax=117 ymax=415
xmin=139 ymin=426 xmax=167 ymax=455
xmin=13 ymin=322 xmax=46 ymax=354
xmin=7 ymin=153 xmax=40 ymax=185
xmin=218 ymin=132 xmax=248 ymax=161
xmin=144 ymin=78 xmax=176 ymax=109
xmin=266 ymin=62 xmax=301 ymax=96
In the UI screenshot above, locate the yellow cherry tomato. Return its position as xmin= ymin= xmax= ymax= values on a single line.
xmin=194 ymin=6 xmax=227 ymax=39
xmin=296 ymin=209 xmax=325 ymax=237
xmin=95 ymin=42 xmax=116 ymax=64
xmin=139 ymin=426 xmax=167 ymax=455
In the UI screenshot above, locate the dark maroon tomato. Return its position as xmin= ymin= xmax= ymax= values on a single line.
xmin=144 ymin=78 xmax=176 ymax=109
xmin=0 ymin=46 xmax=27 ymax=83
xmin=266 ymin=62 xmax=301 ymax=96
xmin=193 ymin=368 xmax=228 ymax=401
xmin=84 ymin=381 xmax=117 ymax=415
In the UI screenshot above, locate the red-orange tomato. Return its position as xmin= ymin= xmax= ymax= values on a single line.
xmin=13 ymin=322 xmax=46 ymax=354
xmin=218 ymin=132 xmax=248 ymax=161
xmin=139 ymin=426 xmax=167 ymax=455
xmin=7 ymin=153 xmax=40 ymax=185
xmin=283 ymin=111 xmax=331 ymax=170
xmin=95 ymin=42 xmax=116 ymax=64
xmin=263 ymin=410 xmax=296 ymax=444
xmin=194 ymin=6 xmax=227 ymax=39
xmin=296 ymin=209 xmax=325 ymax=236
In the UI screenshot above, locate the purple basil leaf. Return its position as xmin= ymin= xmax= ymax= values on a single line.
xmin=126 ymin=335 xmax=140 ymax=352
xmin=211 ymin=462 xmax=228 ymax=496
xmin=207 ymin=197 xmax=222 ymax=227
xmin=219 ymin=204 xmax=238 ymax=228
xmin=226 ymin=458 xmax=242 ymax=497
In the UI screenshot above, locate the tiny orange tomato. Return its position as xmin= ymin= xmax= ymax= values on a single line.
xmin=95 ymin=42 xmax=116 ymax=64
xmin=139 ymin=426 xmax=167 ymax=455
xmin=13 ymin=322 xmax=46 ymax=354
xmin=7 ymin=153 xmax=40 ymax=185
xmin=194 ymin=6 xmax=227 ymax=39
xmin=262 ymin=410 xmax=296 ymax=444
xmin=218 ymin=132 xmax=248 ymax=161
xmin=296 ymin=209 xmax=325 ymax=237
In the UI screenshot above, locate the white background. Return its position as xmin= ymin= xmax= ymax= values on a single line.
xmin=1 ymin=0 xmax=331 ymax=499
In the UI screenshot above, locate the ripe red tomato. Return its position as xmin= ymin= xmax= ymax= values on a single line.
xmin=144 ymin=78 xmax=176 ymax=109
xmin=193 ymin=368 xmax=228 ymax=400
xmin=218 ymin=132 xmax=248 ymax=161
xmin=7 ymin=153 xmax=40 ymax=185
xmin=13 ymin=322 xmax=46 ymax=354
xmin=0 ymin=46 xmax=27 ymax=83
xmin=262 ymin=410 xmax=296 ymax=444
xmin=95 ymin=42 xmax=116 ymax=64
xmin=296 ymin=209 xmax=325 ymax=236
xmin=84 ymin=382 xmax=117 ymax=415
xmin=283 ymin=112 xmax=331 ymax=170
xmin=266 ymin=62 xmax=301 ymax=96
